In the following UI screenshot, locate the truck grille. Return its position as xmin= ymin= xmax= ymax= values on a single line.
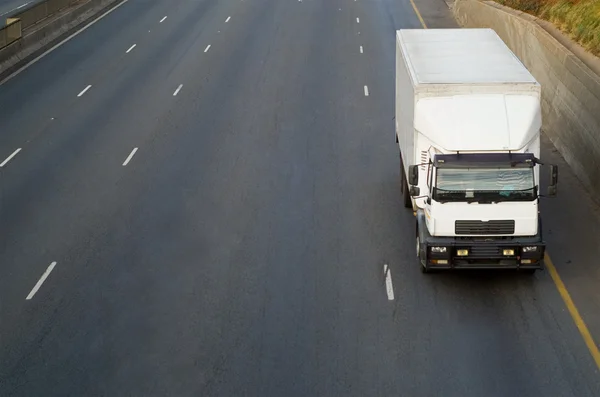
xmin=466 ymin=246 xmax=502 ymax=258
xmin=455 ymin=220 xmax=515 ymax=235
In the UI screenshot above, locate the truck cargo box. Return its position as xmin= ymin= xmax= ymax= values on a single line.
xmin=396 ymin=28 xmax=543 ymax=211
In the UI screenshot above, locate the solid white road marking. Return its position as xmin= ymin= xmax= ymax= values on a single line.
xmin=204 ymin=44 xmax=211 ymax=52
xmin=364 ymin=85 xmax=369 ymax=96
xmin=360 ymin=45 xmax=363 ymax=53
xmin=126 ymin=44 xmax=136 ymax=53
xmin=356 ymin=17 xmax=360 ymax=23
xmin=160 ymin=16 xmax=167 ymax=22
xmin=225 ymin=16 xmax=231 ymax=22
xmin=77 ymin=85 xmax=92 ymax=97
xmin=0 ymin=0 xmax=130 ymax=86
xmin=0 ymin=148 xmax=22 ymax=167
xmin=383 ymin=264 xmax=395 ymax=301
xmin=26 ymin=262 xmax=57 ymax=300
xmin=173 ymin=84 xmax=183 ymax=96
xmin=122 ymin=148 xmax=138 ymax=166
xmin=0 ymin=2 xmax=31 ymax=17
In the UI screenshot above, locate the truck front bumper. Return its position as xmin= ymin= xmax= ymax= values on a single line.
xmin=423 ymin=237 xmax=545 ymax=270
xmin=417 ymin=211 xmax=545 ymax=271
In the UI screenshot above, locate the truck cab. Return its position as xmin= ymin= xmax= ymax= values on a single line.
xmin=408 ymin=152 xmax=557 ymax=272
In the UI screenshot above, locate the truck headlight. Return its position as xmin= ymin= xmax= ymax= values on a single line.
xmin=503 ymin=249 xmax=515 ymax=256
xmin=457 ymin=249 xmax=469 ymax=256
xmin=523 ymin=246 xmax=538 ymax=252
xmin=431 ymin=246 xmax=447 ymax=253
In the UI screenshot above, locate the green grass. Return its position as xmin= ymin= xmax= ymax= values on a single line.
xmin=495 ymin=0 xmax=600 ymax=56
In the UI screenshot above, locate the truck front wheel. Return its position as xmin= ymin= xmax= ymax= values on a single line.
xmin=520 ymin=268 xmax=537 ymax=275
xmin=417 ymin=229 xmax=431 ymax=273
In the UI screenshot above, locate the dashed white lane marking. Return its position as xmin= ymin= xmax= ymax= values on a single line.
xmin=360 ymin=45 xmax=363 ymax=53
xmin=364 ymin=85 xmax=369 ymax=96
xmin=0 ymin=148 xmax=22 ymax=167
xmin=204 ymin=44 xmax=211 ymax=52
xmin=126 ymin=44 xmax=136 ymax=53
xmin=173 ymin=84 xmax=183 ymax=96
xmin=225 ymin=16 xmax=231 ymax=22
xmin=26 ymin=262 xmax=57 ymax=300
xmin=77 ymin=85 xmax=92 ymax=97
xmin=356 ymin=17 xmax=360 ymax=23
xmin=122 ymin=148 xmax=138 ymax=166
xmin=160 ymin=16 xmax=167 ymax=23
xmin=383 ymin=264 xmax=395 ymax=301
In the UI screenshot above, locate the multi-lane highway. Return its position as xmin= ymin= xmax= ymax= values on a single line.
xmin=1 ymin=0 xmax=600 ymax=395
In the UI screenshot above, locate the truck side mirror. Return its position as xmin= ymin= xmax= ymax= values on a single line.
xmin=409 ymin=186 xmax=420 ymax=197
xmin=408 ymin=165 xmax=419 ymax=185
xmin=547 ymin=164 xmax=558 ymax=197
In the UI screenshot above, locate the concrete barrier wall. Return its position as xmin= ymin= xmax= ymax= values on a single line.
xmin=0 ymin=0 xmax=122 ymax=78
xmin=17 ymin=2 xmax=52 ymax=29
xmin=14 ymin=0 xmax=74 ymax=30
xmin=454 ymin=0 xmax=600 ymax=195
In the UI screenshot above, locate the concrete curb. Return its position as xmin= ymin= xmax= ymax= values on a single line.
xmin=0 ymin=0 xmax=124 ymax=81
xmin=454 ymin=0 xmax=600 ymax=197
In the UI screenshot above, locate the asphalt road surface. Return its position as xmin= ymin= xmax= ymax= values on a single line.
xmin=1 ymin=0 xmax=600 ymax=395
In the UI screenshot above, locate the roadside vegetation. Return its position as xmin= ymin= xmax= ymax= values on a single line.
xmin=496 ymin=0 xmax=600 ymax=56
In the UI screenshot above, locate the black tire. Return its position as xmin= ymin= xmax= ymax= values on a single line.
xmin=403 ymin=180 xmax=412 ymax=208
xmin=417 ymin=227 xmax=430 ymax=273
xmin=400 ymin=155 xmax=412 ymax=208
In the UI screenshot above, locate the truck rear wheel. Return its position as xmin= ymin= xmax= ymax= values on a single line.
xmin=400 ymin=155 xmax=412 ymax=208
xmin=403 ymin=180 xmax=412 ymax=208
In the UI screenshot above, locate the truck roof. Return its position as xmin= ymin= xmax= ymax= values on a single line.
xmin=396 ymin=28 xmax=539 ymax=86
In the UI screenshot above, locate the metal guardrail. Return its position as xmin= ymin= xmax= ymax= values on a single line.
xmin=0 ymin=0 xmax=76 ymax=49
xmin=0 ymin=18 xmax=22 ymax=48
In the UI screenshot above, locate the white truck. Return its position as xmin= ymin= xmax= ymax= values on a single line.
xmin=395 ymin=28 xmax=558 ymax=273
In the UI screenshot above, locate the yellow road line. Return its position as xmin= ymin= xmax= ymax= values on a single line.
xmin=409 ymin=0 xmax=428 ymax=29
xmin=545 ymin=253 xmax=600 ymax=370
xmin=408 ymin=0 xmax=600 ymax=372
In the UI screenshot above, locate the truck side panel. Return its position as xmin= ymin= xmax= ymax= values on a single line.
xmin=395 ymin=35 xmax=416 ymax=180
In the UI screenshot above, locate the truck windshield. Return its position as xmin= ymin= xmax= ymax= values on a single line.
xmin=434 ymin=167 xmax=536 ymax=203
